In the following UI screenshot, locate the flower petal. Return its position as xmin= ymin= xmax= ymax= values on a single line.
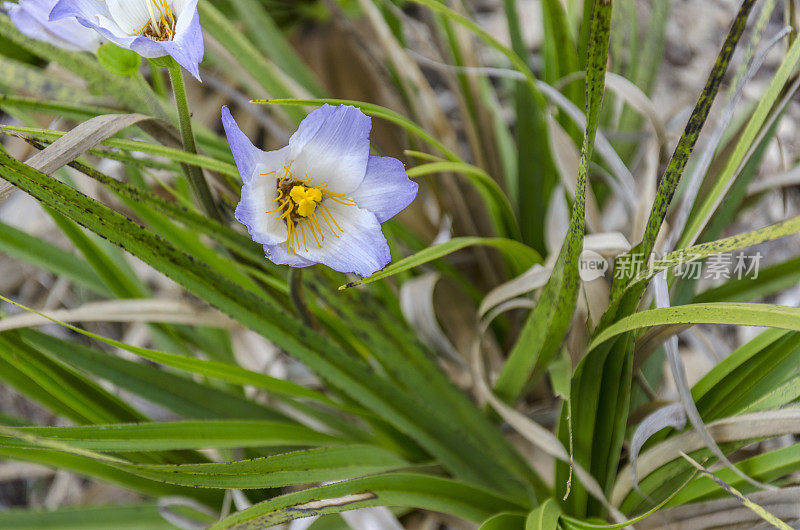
xmin=171 ymin=0 xmax=196 ymax=28
xmin=224 ymin=107 xmax=292 ymax=246
xmin=6 ymin=0 xmax=102 ymax=52
xmin=351 ymin=156 xmax=418 ymax=223
xmin=235 ymin=172 xmax=288 ymax=246
xmin=263 ymin=242 xmax=315 ymax=268
xmin=221 ymin=106 xmax=288 ymax=184
xmin=51 ymin=0 xmax=120 ymax=33
xmin=288 ymin=105 xmax=371 ymax=195
xmin=52 ymin=1 xmax=157 ymax=52
xmin=171 ymin=0 xmax=191 ymax=15
xmin=294 ymin=202 xmax=390 ymax=277
xmin=106 ymin=0 xmax=150 ymax=34
xmin=156 ymin=4 xmax=203 ymax=79
xmin=288 ymin=103 xmax=332 ymax=150
xmin=51 ymin=0 xmax=204 ymax=79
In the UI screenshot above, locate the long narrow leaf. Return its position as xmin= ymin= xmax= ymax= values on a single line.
xmin=494 ymin=0 xmax=613 ymax=402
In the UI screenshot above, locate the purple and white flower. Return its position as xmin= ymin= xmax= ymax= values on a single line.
xmin=4 ymin=0 xmax=103 ymax=52
xmin=222 ymin=104 xmax=418 ymax=278
xmin=50 ymin=0 xmax=204 ymax=79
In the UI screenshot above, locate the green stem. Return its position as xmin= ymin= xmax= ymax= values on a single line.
xmin=166 ymin=60 xmax=221 ymax=221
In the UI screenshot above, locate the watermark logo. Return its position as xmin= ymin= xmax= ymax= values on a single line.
xmin=608 ymin=251 xmax=762 ymax=282
xmin=577 ymin=250 xmax=763 ymax=282
xmin=579 ymin=249 xmax=609 ymax=281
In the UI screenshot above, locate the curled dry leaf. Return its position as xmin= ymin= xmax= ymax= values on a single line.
xmin=471 ymin=300 xmax=625 ymax=523
xmin=24 ymin=114 xmax=153 ymax=175
xmin=399 ymin=273 xmax=461 ymax=364
xmin=613 ymin=408 xmax=800 ymax=505
xmin=158 ymin=496 xmax=218 ymax=530
xmin=651 ymin=273 xmax=774 ymax=495
xmin=629 ymin=402 xmax=687 ymax=493
xmin=636 ymin=486 xmax=800 ymax=530
xmin=478 ymin=233 xmax=630 ymax=318
xmin=341 ymin=506 xmax=405 ymax=530
xmin=668 ymin=454 xmax=791 ymax=530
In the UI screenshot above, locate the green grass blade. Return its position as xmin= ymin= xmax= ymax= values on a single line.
xmin=590 ymin=303 xmax=800 ymax=352
xmin=0 ymin=151 xmax=531 ymax=498
xmin=0 ymin=353 xmax=102 ymax=425
xmin=0 ymin=15 xmax=152 ymax=113
xmin=410 ymin=0 xmax=558 ymax=251
xmin=123 ymin=445 xmax=408 ymax=489
xmin=0 ymin=445 xmax=221 ymax=505
xmin=0 ymin=124 xmax=239 ymax=179
xmin=502 ymin=0 xmax=560 ymax=252
xmin=677 ymin=35 xmax=800 ymax=249
xmin=212 ymin=473 xmax=526 ymax=528
xmin=480 ymin=513 xmax=525 ymax=529
xmin=494 ymin=0 xmax=613 ymax=403
xmin=525 ymin=498 xmax=562 ymax=529
xmin=613 ymin=215 xmax=800 ymax=306
xmin=0 ymin=16 xmax=229 ymax=160
xmin=560 ymin=4 xmax=759 ymax=515
xmin=408 ymin=161 xmax=521 ymax=239
xmin=0 ymin=220 xmax=110 ymax=296
xmin=0 ymin=427 xmax=408 ymax=490
xmin=610 ymin=0 xmax=756 ymax=300
xmin=0 ymin=421 xmax=340 ymax=451
xmin=694 ymin=255 xmax=800 ymax=303
xmin=20 ymin=329 xmax=291 ymax=422
xmin=340 ymin=237 xmax=541 ymax=289
xmin=47 ymin=210 xmax=148 ymax=299
xmin=1 ymin=295 xmax=346 ymax=410
xmin=540 ymin=0 xmax=581 ymax=102
xmin=0 ymin=95 xmax=121 ymax=121
xmin=0 ymin=332 xmax=146 ymax=425
xmin=0 ymin=503 xmax=176 ymax=529
xmin=697 ymin=333 xmax=800 ymax=420
xmin=66 ymin=159 xmax=272 ymax=267
xmin=666 ymin=442 xmax=800 ymax=507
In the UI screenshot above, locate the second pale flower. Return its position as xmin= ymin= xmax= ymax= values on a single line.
xmin=50 ymin=0 xmax=204 ymax=78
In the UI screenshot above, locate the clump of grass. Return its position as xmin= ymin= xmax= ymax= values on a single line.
xmin=1 ymin=0 xmax=800 ymax=528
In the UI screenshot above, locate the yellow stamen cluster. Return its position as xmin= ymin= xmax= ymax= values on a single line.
xmin=265 ymin=166 xmax=355 ymax=253
xmin=290 ymin=186 xmax=322 ymax=218
xmin=137 ymin=0 xmax=177 ymax=41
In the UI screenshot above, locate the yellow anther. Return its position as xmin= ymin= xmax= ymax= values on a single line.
xmin=269 ymin=166 xmax=354 ymax=251
xmin=290 ymin=185 xmax=323 ymax=218
xmin=266 ymin=197 xmax=289 ymax=214
xmin=138 ymin=0 xmax=176 ymax=40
